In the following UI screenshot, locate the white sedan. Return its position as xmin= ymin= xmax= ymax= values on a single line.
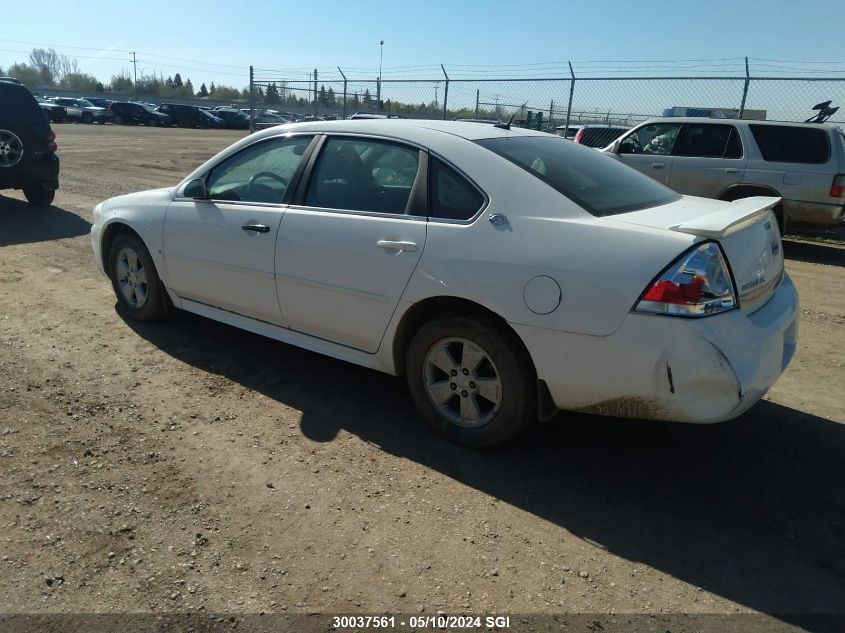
xmin=90 ymin=120 xmax=798 ymax=446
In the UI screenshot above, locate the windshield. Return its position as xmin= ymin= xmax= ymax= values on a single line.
xmin=476 ymin=136 xmax=680 ymax=216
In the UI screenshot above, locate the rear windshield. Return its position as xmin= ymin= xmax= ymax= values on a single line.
xmin=749 ymin=125 xmax=830 ymax=163
xmin=0 ymin=85 xmax=47 ymax=124
xmin=578 ymin=127 xmax=627 ymax=148
xmin=476 ymin=136 xmax=679 ymax=216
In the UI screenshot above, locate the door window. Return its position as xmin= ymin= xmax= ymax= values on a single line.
xmin=429 ymin=158 xmax=484 ymax=220
xmin=675 ymin=124 xmax=743 ymax=158
xmin=304 ymin=137 xmax=420 ymax=214
xmin=206 ymin=135 xmax=314 ymax=204
xmin=619 ymin=123 xmax=681 ymax=155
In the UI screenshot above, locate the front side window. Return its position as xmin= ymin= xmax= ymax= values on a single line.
xmin=675 ymin=124 xmax=742 ymax=158
xmin=429 ymin=158 xmax=484 ymax=220
xmin=619 ymin=123 xmax=682 ymax=155
xmin=304 ymin=137 xmax=420 ymax=214
xmin=206 ymin=135 xmax=314 ymax=204
xmin=749 ymin=124 xmax=830 ymax=163
xmin=477 ymin=136 xmax=680 ymax=217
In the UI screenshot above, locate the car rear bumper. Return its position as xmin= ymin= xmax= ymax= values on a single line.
xmin=0 ymin=154 xmax=59 ymax=190
xmin=783 ymin=199 xmax=844 ymax=225
xmin=515 ymin=273 xmax=799 ymax=423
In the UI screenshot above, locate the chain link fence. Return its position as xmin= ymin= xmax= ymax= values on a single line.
xmin=248 ymin=66 xmax=845 ymax=133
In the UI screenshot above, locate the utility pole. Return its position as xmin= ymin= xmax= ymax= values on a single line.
xmin=130 ymin=51 xmax=138 ymax=99
xmin=313 ymin=68 xmax=318 ymax=116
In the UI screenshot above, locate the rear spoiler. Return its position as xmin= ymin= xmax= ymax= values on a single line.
xmin=668 ymin=196 xmax=781 ymax=239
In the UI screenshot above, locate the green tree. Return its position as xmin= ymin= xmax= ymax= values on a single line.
xmin=265 ymin=83 xmax=280 ymax=104
xmin=209 ymin=81 xmax=216 ymax=95
xmin=7 ymin=63 xmax=41 ymax=88
xmin=95 ymin=82 xmax=104 ymax=93
xmin=165 ymin=76 xmax=173 ymax=88
xmin=59 ymin=72 xmax=98 ymax=92
xmin=318 ymin=84 xmax=327 ymax=106
xmin=214 ymin=85 xmax=241 ymax=100
xmin=198 ymin=82 xmax=209 ymax=97
xmin=362 ymin=88 xmax=372 ymax=110
xmin=173 ymin=73 xmax=183 ymax=87
xmin=110 ymin=72 xmax=133 ymax=93
xmin=326 ymin=87 xmax=336 ymax=108
xmin=185 ymin=78 xmax=194 ymax=95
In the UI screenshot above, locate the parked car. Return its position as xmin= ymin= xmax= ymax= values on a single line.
xmin=90 ymin=120 xmax=797 ymax=446
xmin=108 ymin=102 xmax=170 ymax=127
xmin=51 ymin=98 xmax=111 ymax=124
xmin=197 ymin=109 xmax=225 ymax=129
xmin=35 ymin=96 xmax=69 ymax=123
xmin=0 ymin=77 xmax=23 ymax=85
xmin=82 ymin=96 xmax=113 ymax=109
xmin=571 ymin=124 xmax=630 ymax=148
xmin=0 ymin=80 xmax=59 ymax=205
xmin=214 ymin=108 xmax=250 ymax=130
xmin=156 ymin=103 xmax=221 ymax=128
xmin=603 ymin=117 xmax=845 ymax=232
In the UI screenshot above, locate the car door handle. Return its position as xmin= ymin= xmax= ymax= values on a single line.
xmin=651 ymin=162 xmax=665 ymax=169
xmin=725 ymin=168 xmax=740 ymax=174
xmin=241 ymin=223 xmax=270 ymax=233
xmin=377 ymin=240 xmax=418 ymax=252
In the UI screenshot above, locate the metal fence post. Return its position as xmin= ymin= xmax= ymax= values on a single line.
xmin=338 ymin=67 xmax=347 ymax=119
xmin=441 ymin=64 xmax=449 ymax=120
xmin=313 ymin=68 xmax=318 ymax=116
xmin=739 ymin=56 xmax=750 ymax=119
xmin=249 ymin=65 xmax=255 ymax=134
xmin=476 ymin=89 xmax=480 ymax=119
xmin=564 ymin=61 xmax=575 ymax=136
xmin=549 ymin=100 xmax=554 ymax=131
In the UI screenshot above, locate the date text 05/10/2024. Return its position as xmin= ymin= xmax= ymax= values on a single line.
xmin=332 ymin=615 xmax=511 ymax=629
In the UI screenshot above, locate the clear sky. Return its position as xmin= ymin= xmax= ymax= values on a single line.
xmin=2 ymin=0 xmax=845 ymax=89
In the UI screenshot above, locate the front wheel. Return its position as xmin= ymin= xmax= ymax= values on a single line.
xmin=23 ymin=186 xmax=55 ymax=206
xmin=108 ymin=234 xmax=167 ymax=321
xmin=81 ymin=112 xmax=94 ymax=124
xmin=406 ymin=315 xmax=537 ymax=447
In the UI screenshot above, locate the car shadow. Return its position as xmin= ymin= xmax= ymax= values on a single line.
xmin=783 ymin=239 xmax=845 ymax=268
xmin=0 ymin=195 xmax=92 ymax=247
xmin=121 ymin=308 xmax=845 ymax=629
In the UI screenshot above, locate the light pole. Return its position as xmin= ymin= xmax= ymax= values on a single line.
xmin=378 ymin=40 xmax=384 ymax=112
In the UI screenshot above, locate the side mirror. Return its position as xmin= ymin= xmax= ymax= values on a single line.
xmin=183 ymin=178 xmax=208 ymax=199
xmin=608 ymin=138 xmax=622 ymax=154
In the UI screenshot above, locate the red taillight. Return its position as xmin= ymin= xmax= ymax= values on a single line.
xmin=47 ymin=130 xmax=55 ymax=141
xmin=830 ymin=174 xmax=845 ymax=197
xmin=47 ymin=129 xmax=57 ymax=153
xmin=642 ymin=276 xmax=705 ymax=304
xmin=573 ymin=128 xmax=584 ymax=144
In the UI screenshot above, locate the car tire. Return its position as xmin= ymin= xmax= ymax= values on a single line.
xmin=108 ymin=233 xmax=167 ymax=322
xmin=23 ymin=186 xmax=55 ymax=206
xmin=113 ymin=115 xmax=123 ymax=125
xmin=774 ymin=204 xmax=790 ymax=235
xmin=82 ymin=112 xmax=94 ymax=124
xmin=406 ymin=315 xmax=537 ymax=447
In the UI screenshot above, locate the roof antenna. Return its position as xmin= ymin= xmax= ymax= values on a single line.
xmin=494 ymin=113 xmax=516 ymax=130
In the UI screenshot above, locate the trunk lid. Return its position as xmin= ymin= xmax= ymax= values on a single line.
xmin=611 ymin=195 xmax=785 ymax=314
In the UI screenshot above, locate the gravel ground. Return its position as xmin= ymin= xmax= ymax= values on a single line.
xmin=0 ymin=124 xmax=843 ymax=630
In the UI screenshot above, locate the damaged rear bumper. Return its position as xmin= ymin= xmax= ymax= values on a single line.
xmin=515 ymin=273 xmax=799 ymax=424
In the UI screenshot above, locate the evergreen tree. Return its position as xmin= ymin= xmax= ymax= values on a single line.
xmin=95 ymin=82 xmax=104 ymax=93
xmin=198 ymin=82 xmax=209 ymax=97
xmin=265 ymin=82 xmax=280 ymax=104
xmin=209 ymin=82 xmax=216 ymax=95
xmin=185 ymin=78 xmax=194 ymax=95
xmin=362 ymin=88 xmax=372 ymax=110
xmin=318 ymin=84 xmax=327 ymax=106
xmin=165 ymin=76 xmax=173 ymax=88
xmin=326 ymin=87 xmax=336 ymax=108
xmin=173 ymin=73 xmax=183 ymax=87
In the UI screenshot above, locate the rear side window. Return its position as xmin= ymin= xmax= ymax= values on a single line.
xmin=750 ymin=125 xmax=830 ymax=163
xmin=429 ymin=158 xmax=484 ymax=221
xmin=675 ymin=124 xmax=743 ymax=159
xmin=476 ymin=136 xmax=680 ymax=217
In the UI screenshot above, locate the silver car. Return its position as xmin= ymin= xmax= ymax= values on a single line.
xmin=603 ymin=117 xmax=845 ymax=232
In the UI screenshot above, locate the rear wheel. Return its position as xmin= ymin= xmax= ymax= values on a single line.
xmin=81 ymin=112 xmax=94 ymax=124
xmin=406 ymin=315 xmax=537 ymax=447
xmin=113 ymin=115 xmax=123 ymax=125
xmin=23 ymin=186 xmax=55 ymax=206
xmin=0 ymin=130 xmax=24 ymax=168
xmin=108 ymin=234 xmax=167 ymax=321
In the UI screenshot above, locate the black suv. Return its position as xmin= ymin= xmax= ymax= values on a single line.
xmin=156 ymin=103 xmax=220 ymax=128
xmin=108 ymin=102 xmax=170 ymax=126
xmin=0 ymin=81 xmax=60 ymax=205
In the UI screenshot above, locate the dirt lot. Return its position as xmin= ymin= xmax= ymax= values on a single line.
xmin=1 ymin=124 xmax=843 ymax=628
